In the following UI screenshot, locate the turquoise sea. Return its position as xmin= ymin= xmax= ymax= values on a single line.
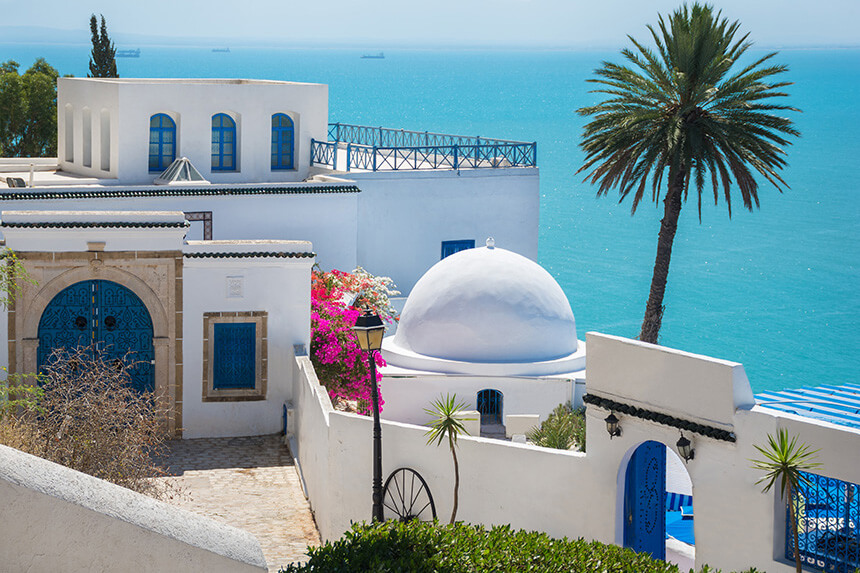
xmin=2 ymin=43 xmax=858 ymax=393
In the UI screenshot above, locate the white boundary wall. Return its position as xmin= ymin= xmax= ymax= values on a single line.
xmin=291 ymin=333 xmax=860 ymax=573
xmin=0 ymin=444 xmax=266 ymax=572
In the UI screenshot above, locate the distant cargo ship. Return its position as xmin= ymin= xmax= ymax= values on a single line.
xmin=361 ymin=52 xmax=385 ymax=59
xmin=212 ymin=47 xmax=231 ymax=53
xmin=116 ymin=49 xmax=140 ymax=58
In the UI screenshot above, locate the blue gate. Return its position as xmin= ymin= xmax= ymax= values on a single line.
xmin=38 ymin=280 xmax=154 ymax=393
xmin=477 ymin=389 xmax=503 ymax=425
xmin=624 ymin=441 xmax=667 ymax=560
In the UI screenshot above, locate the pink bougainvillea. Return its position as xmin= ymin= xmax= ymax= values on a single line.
xmin=310 ymin=267 xmax=399 ymax=415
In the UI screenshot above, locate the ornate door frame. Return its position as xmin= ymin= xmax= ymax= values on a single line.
xmin=11 ymin=252 xmax=182 ymax=436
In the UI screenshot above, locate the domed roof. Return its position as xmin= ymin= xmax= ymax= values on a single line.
xmin=383 ymin=241 xmax=584 ymax=376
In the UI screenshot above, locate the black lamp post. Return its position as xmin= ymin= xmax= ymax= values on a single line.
xmin=353 ymin=308 xmax=386 ymax=522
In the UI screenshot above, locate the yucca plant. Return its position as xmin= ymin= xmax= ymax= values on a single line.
xmin=577 ymin=3 xmax=799 ymax=344
xmin=424 ymin=394 xmax=473 ymax=524
xmin=751 ymin=429 xmax=821 ymax=573
xmin=526 ymin=403 xmax=586 ymax=452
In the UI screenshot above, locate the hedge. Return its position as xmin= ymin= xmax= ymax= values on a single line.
xmin=281 ymin=520 xmax=762 ymax=573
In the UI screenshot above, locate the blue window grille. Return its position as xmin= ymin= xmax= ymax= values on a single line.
xmin=212 ymin=323 xmax=256 ymax=389
xmin=149 ymin=114 xmax=176 ymax=173
xmin=476 ymin=389 xmax=503 ymax=425
xmin=441 ymin=239 xmax=475 ymax=259
xmin=789 ymin=471 xmax=859 ymax=572
xmin=211 ymin=113 xmax=237 ymax=172
xmin=271 ymin=113 xmax=295 ymax=170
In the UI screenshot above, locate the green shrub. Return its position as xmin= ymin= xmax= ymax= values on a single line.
xmin=526 ymin=402 xmax=586 ymax=451
xmin=281 ymin=520 xmax=761 ymax=572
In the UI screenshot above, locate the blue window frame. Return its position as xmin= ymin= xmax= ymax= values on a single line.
xmin=271 ymin=113 xmax=295 ymax=170
xmin=212 ymin=322 xmax=256 ymax=389
xmin=441 ymin=239 xmax=475 ymax=259
xmin=148 ymin=114 xmax=176 ymax=173
xmin=211 ymin=113 xmax=237 ymax=172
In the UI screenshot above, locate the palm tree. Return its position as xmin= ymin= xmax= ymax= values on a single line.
xmin=424 ymin=394 xmax=473 ymax=524
xmin=751 ymin=429 xmax=820 ymax=573
xmin=577 ymin=3 xmax=799 ymax=344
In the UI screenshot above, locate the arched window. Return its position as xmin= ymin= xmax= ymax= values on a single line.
xmin=271 ymin=113 xmax=294 ymax=170
xmin=211 ymin=113 xmax=237 ymax=172
xmin=149 ymin=114 xmax=176 ymax=173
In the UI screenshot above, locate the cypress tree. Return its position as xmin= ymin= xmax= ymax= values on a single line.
xmin=88 ymin=14 xmax=118 ymax=78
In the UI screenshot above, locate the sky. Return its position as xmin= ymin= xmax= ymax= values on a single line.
xmin=2 ymin=0 xmax=858 ymax=49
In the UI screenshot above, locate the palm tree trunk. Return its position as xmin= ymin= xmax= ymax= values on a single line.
xmin=788 ymin=481 xmax=803 ymax=573
xmin=639 ymin=169 xmax=685 ymax=344
xmin=449 ymin=434 xmax=459 ymax=524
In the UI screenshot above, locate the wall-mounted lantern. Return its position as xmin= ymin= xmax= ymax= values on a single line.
xmin=677 ymin=433 xmax=695 ymax=463
xmin=604 ymin=412 xmax=622 ymax=439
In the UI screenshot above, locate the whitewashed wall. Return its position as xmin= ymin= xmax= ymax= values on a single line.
xmin=59 ymin=78 xmax=328 ymax=184
xmin=0 ymin=445 xmax=266 ymax=572
xmin=349 ymin=167 xmax=539 ymax=292
xmin=0 ymin=191 xmax=359 ymax=273
xmin=182 ymin=256 xmax=312 ymax=438
xmin=380 ymin=373 xmax=579 ymax=426
xmin=292 ymin=333 xmax=860 ymax=573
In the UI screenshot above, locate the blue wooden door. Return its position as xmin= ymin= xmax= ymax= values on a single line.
xmin=38 ymin=280 xmax=154 ymax=393
xmin=624 ymin=441 xmax=667 ymax=560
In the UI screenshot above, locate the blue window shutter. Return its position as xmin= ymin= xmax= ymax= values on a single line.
xmin=213 ymin=323 xmax=256 ymax=389
xmin=441 ymin=239 xmax=475 ymax=259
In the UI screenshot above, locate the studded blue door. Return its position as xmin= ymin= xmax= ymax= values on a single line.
xmin=38 ymin=280 xmax=154 ymax=393
xmin=624 ymin=441 xmax=667 ymax=560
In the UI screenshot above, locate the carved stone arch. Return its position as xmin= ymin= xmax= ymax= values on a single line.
xmin=21 ymin=265 xmax=169 ymax=341
xmin=13 ymin=253 xmax=182 ymax=436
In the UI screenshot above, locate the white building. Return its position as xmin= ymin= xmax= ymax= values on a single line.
xmin=380 ymin=240 xmax=586 ymax=437
xmin=0 ymin=77 xmax=539 ymax=438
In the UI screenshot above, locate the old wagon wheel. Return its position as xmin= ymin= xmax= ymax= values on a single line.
xmin=382 ymin=467 xmax=437 ymax=522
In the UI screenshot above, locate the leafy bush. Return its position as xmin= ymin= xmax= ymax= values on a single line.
xmin=0 ymin=347 xmax=175 ymax=499
xmin=526 ymin=402 xmax=586 ymax=451
xmin=281 ymin=520 xmax=762 ymax=572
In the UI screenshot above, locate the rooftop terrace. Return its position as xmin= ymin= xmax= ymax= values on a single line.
xmin=311 ymin=123 xmax=537 ymax=172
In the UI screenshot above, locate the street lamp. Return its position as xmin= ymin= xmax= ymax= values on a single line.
xmin=353 ymin=308 xmax=386 ymax=522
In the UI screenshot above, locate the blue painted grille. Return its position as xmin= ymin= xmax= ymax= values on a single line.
xmin=476 ymin=389 xmax=502 ymax=424
xmin=212 ymin=323 xmax=256 ymax=389
xmin=789 ymin=471 xmax=859 ymax=572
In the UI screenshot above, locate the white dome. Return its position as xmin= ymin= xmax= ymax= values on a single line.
xmin=383 ymin=244 xmax=582 ymax=374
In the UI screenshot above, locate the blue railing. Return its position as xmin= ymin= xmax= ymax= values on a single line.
xmin=310 ymin=123 xmax=537 ymax=172
xmin=789 ymin=471 xmax=859 ymax=573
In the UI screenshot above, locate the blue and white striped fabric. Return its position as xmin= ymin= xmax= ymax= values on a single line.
xmin=666 ymin=492 xmax=693 ymax=511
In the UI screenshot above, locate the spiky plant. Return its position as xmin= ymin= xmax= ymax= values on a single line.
xmin=751 ymin=429 xmax=821 ymax=573
xmin=577 ymin=3 xmax=799 ymax=344
xmin=424 ymin=394 xmax=473 ymax=524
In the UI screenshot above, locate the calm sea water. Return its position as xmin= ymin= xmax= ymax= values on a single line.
xmin=2 ymin=43 xmax=858 ymax=393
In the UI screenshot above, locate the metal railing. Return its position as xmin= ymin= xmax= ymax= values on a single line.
xmin=789 ymin=471 xmax=859 ymax=573
xmin=310 ymin=123 xmax=537 ymax=172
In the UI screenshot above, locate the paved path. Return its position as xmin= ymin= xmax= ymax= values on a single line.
xmin=155 ymin=434 xmax=320 ymax=572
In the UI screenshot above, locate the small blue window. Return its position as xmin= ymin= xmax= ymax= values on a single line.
xmin=441 ymin=239 xmax=475 ymax=259
xmin=211 ymin=113 xmax=237 ymax=172
xmin=271 ymin=113 xmax=295 ymax=170
xmin=149 ymin=114 xmax=176 ymax=173
xmin=212 ymin=323 xmax=255 ymax=389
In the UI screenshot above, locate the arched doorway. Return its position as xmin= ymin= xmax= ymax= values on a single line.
xmin=477 ymin=389 xmax=503 ymax=425
xmin=624 ymin=440 xmax=667 ymax=560
xmin=38 ymin=280 xmax=154 ymax=393
xmin=623 ymin=441 xmax=695 ymax=567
